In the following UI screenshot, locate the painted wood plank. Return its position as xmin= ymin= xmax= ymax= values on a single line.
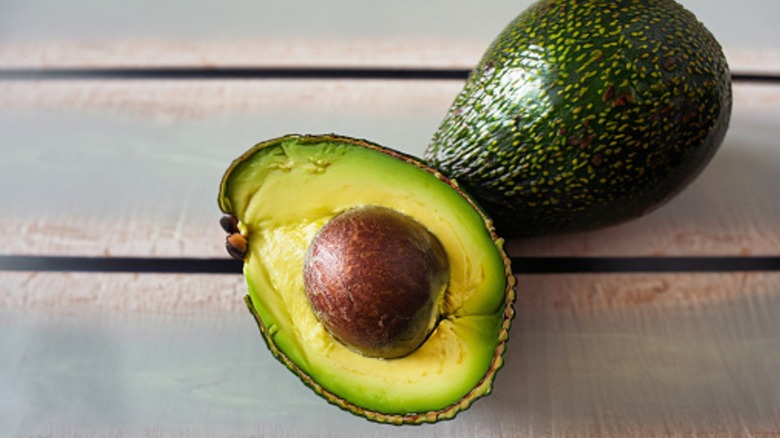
xmin=0 ymin=1 xmax=778 ymax=72
xmin=2 ymin=40 xmax=778 ymax=74
xmin=0 ymin=271 xmax=245 ymax=312
xmin=3 ymin=277 xmax=780 ymax=436
xmin=6 ymin=0 xmax=774 ymax=46
xmin=1 ymin=82 xmax=777 ymax=259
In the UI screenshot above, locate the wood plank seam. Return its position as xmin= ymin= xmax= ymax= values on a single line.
xmin=1 ymin=255 xmax=779 ymax=274
xmin=0 ymin=67 xmax=779 ymax=82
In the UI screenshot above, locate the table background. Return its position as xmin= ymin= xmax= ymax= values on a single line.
xmin=2 ymin=0 xmax=779 ymax=436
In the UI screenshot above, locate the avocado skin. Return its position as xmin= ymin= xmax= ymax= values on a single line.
xmin=425 ymin=0 xmax=732 ymax=237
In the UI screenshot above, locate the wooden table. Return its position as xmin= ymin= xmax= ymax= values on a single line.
xmin=2 ymin=1 xmax=779 ymax=436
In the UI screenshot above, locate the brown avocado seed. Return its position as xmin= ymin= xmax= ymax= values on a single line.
xmin=303 ymin=205 xmax=450 ymax=359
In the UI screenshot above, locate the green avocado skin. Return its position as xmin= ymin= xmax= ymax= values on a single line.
xmin=425 ymin=0 xmax=732 ymax=238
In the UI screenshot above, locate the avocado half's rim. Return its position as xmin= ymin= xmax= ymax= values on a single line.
xmin=219 ymin=133 xmax=517 ymax=425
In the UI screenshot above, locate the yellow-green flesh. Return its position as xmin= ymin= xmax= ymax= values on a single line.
xmin=221 ymin=137 xmax=508 ymax=415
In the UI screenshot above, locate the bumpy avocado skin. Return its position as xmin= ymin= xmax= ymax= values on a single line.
xmin=426 ymin=0 xmax=732 ymax=237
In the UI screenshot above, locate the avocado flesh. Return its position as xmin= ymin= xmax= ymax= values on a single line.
xmin=219 ymin=134 xmax=514 ymax=423
xmin=425 ymin=0 xmax=732 ymax=237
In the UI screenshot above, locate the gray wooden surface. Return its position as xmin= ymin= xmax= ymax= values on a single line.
xmin=2 ymin=1 xmax=780 ymax=436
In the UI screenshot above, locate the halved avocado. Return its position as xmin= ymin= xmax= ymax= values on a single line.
xmin=218 ymin=134 xmax=515 ymax=424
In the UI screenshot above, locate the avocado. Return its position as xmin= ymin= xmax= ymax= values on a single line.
xmin=425 ymin=0 xmax=732 ymax=237
xmin=218 ymin=134 xmax=516 ymax=424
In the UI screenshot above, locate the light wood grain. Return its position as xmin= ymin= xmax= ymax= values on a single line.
xmin=1 ymin=272 xmax=246 ymax=313
xmin=3 ymin=280 xmax=780 ymax=436
xmin=519 ymin=272 xmax=780 ymax=310
xmin=0 ymin=39 xmax=488 ymax=69
xmin=2 ymin=39 xmax=778 ymax=74
xmin=2 ymin=83 xmax=777 ymax=258
xmin=1 ymin=0 xmax=779 ymax=73
xmin=0 ymin=79 xmax=465 ymax=120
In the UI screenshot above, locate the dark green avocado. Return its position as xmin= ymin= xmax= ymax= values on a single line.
xmin=425 ymin=0 xmax=732 ymax=237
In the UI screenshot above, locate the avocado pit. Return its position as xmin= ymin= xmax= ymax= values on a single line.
xmin=303 ymin=205 xmax=450 ymax=359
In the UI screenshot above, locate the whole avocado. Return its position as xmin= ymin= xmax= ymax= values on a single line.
xmin=425 ymin=0 xmax=732 ymax=237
